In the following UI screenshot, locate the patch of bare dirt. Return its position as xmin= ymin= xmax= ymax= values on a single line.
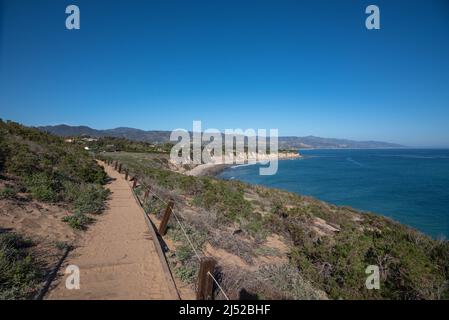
xmin=204 ymin=233 xmax=290 ymax=272
xmin=0 ymin=188 xmax=80 ymax=298
xmin=0 ymin=199 xmax=78 ymax=244
xmin=312 ymin=217 xmax=340 ymax=236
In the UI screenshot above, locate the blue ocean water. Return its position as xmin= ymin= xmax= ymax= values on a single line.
xmin=218 ymin=149 xmax=449 ymax=239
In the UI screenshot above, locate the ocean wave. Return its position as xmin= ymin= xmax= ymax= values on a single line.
xmin=230 ymin=163 xmax=258 ymax=169
xmin=346 ymin=157 xmax=363 ymax=167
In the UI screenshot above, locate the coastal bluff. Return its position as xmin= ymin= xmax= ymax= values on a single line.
xmin=174 ymin=151 xmax=301 ymax=176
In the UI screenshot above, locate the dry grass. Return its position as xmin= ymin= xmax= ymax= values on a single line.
xmin=216 ymin=263 xmax=327 ymax=300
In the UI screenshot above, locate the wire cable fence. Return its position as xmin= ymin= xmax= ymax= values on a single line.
xmin=143 ymin=185 xmax=230 ymax=300
xmin=102 ymin=158 xmax=230 ymax=300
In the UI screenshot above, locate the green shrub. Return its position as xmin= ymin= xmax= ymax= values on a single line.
xmin=0 ymin=186 xmax=16 ymax=200
xmin=5 ymin=143 xmax=39 ymax=176
xmin=24 ymin=173 xmax=58 ymax=202
xmin=0 ymin=127 xmax=8 ymax=172
xmin=175 ymin=244 xmax=195 ymax=262
xmin=72 ymin=184 xmax=110 ymax=214
xmin=192 ymin=179 xmax=253 ymax=222
xmin=0 ymin=233 xmax=42 ymax=299
xmin=60 ymin=180 xmax=80 ymax=203
xmin=168 ymin=221 xmax=207 ymax=250
xmin=62 ymin=213 xmax=94 ymax=230
xmin=0 ymin=121 xmax=108 ymax=211
xmin=174 ymin=262 xmax=198 ymax=283
xmin=58 ymin=155 xmax=107 ymax=184
xmin=54 ymin=241 xmax=70 ymax=251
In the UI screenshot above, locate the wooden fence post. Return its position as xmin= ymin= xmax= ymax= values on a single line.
xmin=158 ymin=199 xmax=174 ymax=236
xmin=114 ymin=161 xmax=118 ymax=170
xmin=118 ymin=163 xmax=122 ymax=173
xmin=132 ymin=177 xmax=138 ymax=189
xmin=143 ymin=187 xmax=150 ymax=202
xmin=196 ymin=257 xmax=217 ymax=300
xmin=125 ymin=169 xmax=129 ymax=181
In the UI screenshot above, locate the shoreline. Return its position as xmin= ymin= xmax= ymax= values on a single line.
xmin=205 ymin=148 xmax=449 ymax=239
xmin=184 ymin=152 xmax=301 ymax=177
xmin=185 ymin=163 xmax=232 ymax=177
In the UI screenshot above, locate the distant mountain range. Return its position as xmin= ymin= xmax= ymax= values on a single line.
xmin=38 ymin=124 xmax=405 ymax=149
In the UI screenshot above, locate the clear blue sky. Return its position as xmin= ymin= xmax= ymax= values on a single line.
xmin=1 ymin=0 xmax=449 ymax=147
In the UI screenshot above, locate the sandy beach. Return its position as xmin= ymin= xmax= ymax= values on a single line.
xmin=184 ymin=151 xmax=301 ymax=177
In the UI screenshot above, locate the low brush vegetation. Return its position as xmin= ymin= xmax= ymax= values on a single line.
xmin=0 ymin=186 xmax=16 ymax=200
xmin=101 ymin=151 xmax=449 ymax=300
xmin=76 ymin=136 xmax=173 ymax=154
xmin=0 ymin=232 xmax=43 ymax=299
xmin=0 ymin=120 xmax=110 ymax=299
xmin=0 ymin=120 xmax=109 ymax=231
xmin=62 ymin=213 xmax=95 ymax=230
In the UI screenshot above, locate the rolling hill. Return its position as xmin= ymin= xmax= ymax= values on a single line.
xmin=38 ymin=125 xmax=405 ymax=149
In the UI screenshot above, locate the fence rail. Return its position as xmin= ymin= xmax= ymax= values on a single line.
xmin=101 ymin=158 xmax=229 ymax=300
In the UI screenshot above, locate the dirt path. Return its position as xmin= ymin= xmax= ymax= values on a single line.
xmin=46 ymin=162 xmax=178 ymax=300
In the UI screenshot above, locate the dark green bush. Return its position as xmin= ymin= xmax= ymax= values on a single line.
xmin=0 ymin=120 xmax=108 ymax=212
xmin=192 ymin=179 xmax=253 ymax=222
xmin=0 ymin=121 xmax=111 ymax=299
xmin=0 ymin=233 xmax=43 ymax=299
xmin=0 ymin=186 xmax=16 ymax=200
xmin=24 ymin=173 xmax=58 ymax=202
xmin=89 ymin=137 xmax=173 ymax=154
xmin=173 ymin=261 xmax=197 ymax=283
xmin=62 ymin=213 xmax=94 ymax=230
xmin=175 ymin=244 xmax=194 ymax=263
xmin=0 ymin=126 xmax=8 ymax=172
xmin=72 ymin=184 xmax=110 ymax=214
xmin=5 ymin=143 xmax=40 ymax=177
xmin=58 ymin=154 xmax=107 ymax=185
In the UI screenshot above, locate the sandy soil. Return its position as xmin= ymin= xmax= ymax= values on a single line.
xmin=46 ymin=163 xmax=178 ymax=300
xmin=204 ymin=234 xmax=289 ymax=272
xmin=185 ymin=163 xmax=231 ymax=177
xmin=0 ymin=198 xmax=78 ymax=244
xmin=0 ymin=180 xmax=81 ymax=298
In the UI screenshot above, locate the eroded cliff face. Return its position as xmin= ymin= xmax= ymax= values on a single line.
xmin=171 ymin=150 xmax=301 ymax=166
xmin=170 ymin=151 xmax=301 ymax=176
